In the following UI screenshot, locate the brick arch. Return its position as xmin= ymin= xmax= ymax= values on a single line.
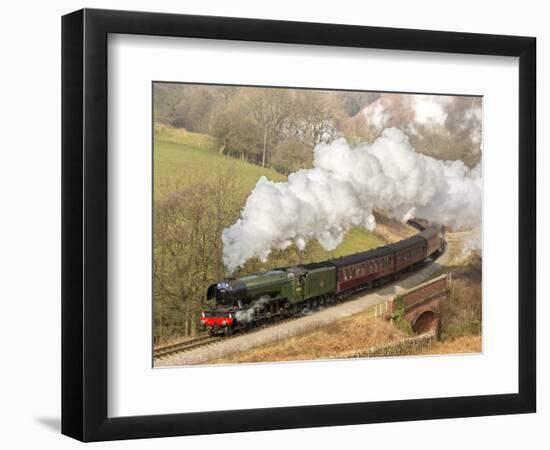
xmin=412 ymin=310 xmax=439 ymax=334
xmin=404 ymin=297 xmax=441 ymax=329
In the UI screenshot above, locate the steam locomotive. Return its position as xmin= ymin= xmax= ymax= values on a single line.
xmin=200 ymin=223 xmax=445 ymax=336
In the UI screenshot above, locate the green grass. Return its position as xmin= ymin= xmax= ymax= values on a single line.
xmin=306 ymin=228 xmax=385 ymax=260
xmin=154 ymin=127 xmax=286 ymax=200
xmin=154 ymin=126 xmax=385 ymax=263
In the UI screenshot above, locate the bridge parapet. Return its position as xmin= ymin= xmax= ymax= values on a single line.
xmin=385 ymin=274 xmax=451 ymax=336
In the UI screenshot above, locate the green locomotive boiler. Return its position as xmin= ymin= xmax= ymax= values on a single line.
xmin=203 ymin=263 xmax=336 ymax=334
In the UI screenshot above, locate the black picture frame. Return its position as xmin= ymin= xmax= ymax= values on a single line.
xmin=62 ymin=8 xmax=536 ymax=442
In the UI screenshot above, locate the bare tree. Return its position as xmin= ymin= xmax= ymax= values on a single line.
xmin=210 ymin=98 xmax=264 ymax=162
xmin=244 ymin=88 xmax=291 ymax=166
xmin=270 ymin=139 xmax=313 ymax=174
xmin=153 ymin=173 xmax=241 ymax=340
xmin=289 ymin=91 xmax=344 ymax=146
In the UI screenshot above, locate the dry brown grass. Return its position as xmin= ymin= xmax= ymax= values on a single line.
xmin=440 ymin=255 xmax=482 ymax=340
xmin=208 ymin=309 xmax=407 ymax=364
xmin=372 ymin=210 xmax=418 ymax=242
xmin=399 ymin=335 xmax=482 ymax=356
xmin=154 ymin=334 xmax=202 ymax=350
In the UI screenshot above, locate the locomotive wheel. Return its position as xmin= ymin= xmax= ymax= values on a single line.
xmin=224 ymin=326 xmax=233 ymax=336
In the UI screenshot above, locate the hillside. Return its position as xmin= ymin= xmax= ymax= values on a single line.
xmin=154 ymin=126 xmax=385 ymax=261
xmin=201 ymin=231 xmax=482 ymax=364
xmin=154 ymin=126 xmax=286 ymax=200
xmin=153 ymin=126 xmax=393 ymax=340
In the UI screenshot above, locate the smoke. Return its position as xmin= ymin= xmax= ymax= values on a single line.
xmin=361 ymin=94 xmax=482 ymax=165
xmin=235 ymin=296 xmax=271 ymax=323
xmin=460 ymin=228 xmax=482 ymax=262
xmin=222 ymin=128 xmax=482 ymax=272
xmin=411 ymin=95 xmax=452 ymax=127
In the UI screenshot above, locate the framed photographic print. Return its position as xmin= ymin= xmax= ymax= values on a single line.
xmin=61 ymin=8 xmax=536 ymax=442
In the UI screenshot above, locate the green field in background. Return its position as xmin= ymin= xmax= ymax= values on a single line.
xmin=153 ymin=127 xmax=385 ymax=261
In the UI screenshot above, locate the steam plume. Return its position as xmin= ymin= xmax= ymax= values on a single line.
xmin=361 ymin=94 xmax=482 ymax=165
xmin=222 ymin=128 xmax=481 ymax=272
xmin=235 ymin=296 xmax=271 ymax=322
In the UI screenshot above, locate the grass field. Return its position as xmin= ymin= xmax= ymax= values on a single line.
xmin=154 ymin=127 xmax=286 ymax=200
xmin=153 ymin=126 xmax=385 ymax=262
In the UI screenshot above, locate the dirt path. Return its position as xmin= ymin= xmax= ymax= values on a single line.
xmin=157 ymin=231 xmax=468 ymax=367
xmin=440 ymin=230 xmax=474 ymax=265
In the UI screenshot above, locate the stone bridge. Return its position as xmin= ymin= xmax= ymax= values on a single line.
xmin=386 ymin=274 xmax=450 ymax=336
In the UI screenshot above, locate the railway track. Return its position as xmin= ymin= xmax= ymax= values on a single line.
xmin=154 ymin=335 xmax=221 ymax=359
xmin=154 ymin=314 xmax=306 ymax=360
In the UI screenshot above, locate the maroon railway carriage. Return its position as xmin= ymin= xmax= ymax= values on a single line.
xmin=332 ymin=246 xmax=394 ymax=294
xmin=391 ymin=234 xmax=427 ymax=273
xmin=419 ymin=225 xmax=445 ymax=257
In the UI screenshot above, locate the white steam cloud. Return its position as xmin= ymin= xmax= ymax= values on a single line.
xmin=222 ymin=128 xmax=482 ymax=272
xmin=360 ymin=94 xmax=482 ymax=164
xmin=235 ymin=296 xmax=271 ymax=322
